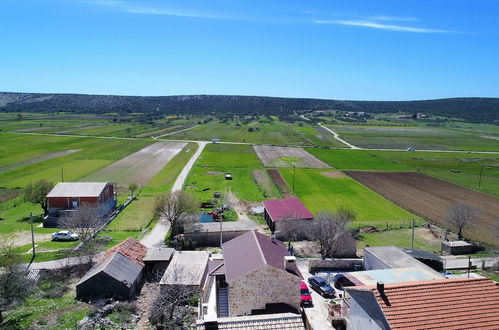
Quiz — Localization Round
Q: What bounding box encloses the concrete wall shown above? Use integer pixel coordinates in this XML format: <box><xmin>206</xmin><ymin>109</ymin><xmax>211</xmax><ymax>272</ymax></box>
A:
<box><xmin>274</xmin><ymin>219</ymin><xmax>311</xmax><ymax>241</ymax></box>
<box><xmin>347</xmin><ymin>298</ymin><xmax>383</xmax><ymax>330</ymax></box>
<box><xmin>309</xmin><ymin>258</ymin><xmax>363</xmax><ymax>272</ymax></box>
<box><xmin>228</xmin><ymin>265</ymin><xmax>302</xmax><ymax>316</ymax></box>
<box><xmin>363</xmin><ymin>250</ymin><xmax>389</xmax><ymax>271</ymax></box>
<box><xmin>184</xmin><ymin>230</ymin><xmax>250</xmax><ymax>246</ymax></box>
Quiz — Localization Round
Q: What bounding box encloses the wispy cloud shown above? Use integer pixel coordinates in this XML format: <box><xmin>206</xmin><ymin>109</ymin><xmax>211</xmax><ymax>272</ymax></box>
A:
<box><xmin>366</xmin><ymin>15</ymin><xmax>419</xmax><ymax>22</ymax></box>
<box><xmin>314</xmin><ymin>19</ymin><xmax>454</xmax><ymax>33</ymax></box>
<box><xmin>84</xmin><ymin>0</ymin><xmax>244</xmax><ymax>20</ymax></box>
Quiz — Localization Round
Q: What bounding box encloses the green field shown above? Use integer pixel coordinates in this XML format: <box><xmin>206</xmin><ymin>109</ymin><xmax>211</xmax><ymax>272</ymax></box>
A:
<box><xmin>184</xmin><ymin>144</ymin><xmax>279</xmax><ymax>202</ymax></box>
<box><xmin>307</xmin><ymin>148</ymin><xmax>406</xmax><ymax>170</ymax></box>
<box><xmin>165</xmin><ymin>119</ymin><xmax>346</xmax><ymax>147</ymax></box>
<box><xmin>279</xmin><ymin>168</ymin><xmax>417</xmax><ymax>224</ymax></box>
<box><xmin>329</xmin><ymin>125</ymin><xmax>499</xmax><ymax>151</ymax></box>
<box><xmin>306</xmin><ymin>148</ymin><xmax>499</xmax><ymax>198</ymax></box>
<box><xmin>358</xmin><ymin>227</ymin><xmax>441</xmax><ymax>252</ymax></box>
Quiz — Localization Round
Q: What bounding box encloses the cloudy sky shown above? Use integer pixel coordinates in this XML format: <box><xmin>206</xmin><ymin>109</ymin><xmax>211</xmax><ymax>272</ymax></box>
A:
<box><xmin>1</xmin><ymin>0</ymin><xmax>498</xmax><ymax>100</ymax></box>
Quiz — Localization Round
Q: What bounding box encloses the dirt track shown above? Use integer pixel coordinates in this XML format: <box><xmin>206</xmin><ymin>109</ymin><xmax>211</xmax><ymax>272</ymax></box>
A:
<box><xmin>346</xmin><ymin>171</ymin><xmax>499</xmax><ymax>244</ymax></box>
<box><xmin>254</xmin><ymin>146</ymin><xmax>330</xmax><ymax>168</ymax></box>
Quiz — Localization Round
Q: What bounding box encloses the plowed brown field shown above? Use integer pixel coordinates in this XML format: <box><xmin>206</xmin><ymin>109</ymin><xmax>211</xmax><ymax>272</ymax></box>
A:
<box><xmin>345</xmin><ymin>171</ymin><xmax>499</xmax><ymax>245</ymax></box>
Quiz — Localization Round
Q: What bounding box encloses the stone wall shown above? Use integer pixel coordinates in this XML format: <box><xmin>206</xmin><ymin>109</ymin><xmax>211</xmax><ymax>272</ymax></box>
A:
<box><xmin>308</xmin><ymin>258</ymin><xmax>363</xmax><ymax>272</ymax></box>
<box><xmin>228</xmin><ymin>266</ymin><xmax>302</xmax><ymax>316</ymax></box>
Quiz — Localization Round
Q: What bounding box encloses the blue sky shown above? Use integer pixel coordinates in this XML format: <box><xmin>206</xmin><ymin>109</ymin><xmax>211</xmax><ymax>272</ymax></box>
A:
<box><xmin>0</xmin><ymin>0</ymin><xmax>498</xmax><ymax>100</ymax></box>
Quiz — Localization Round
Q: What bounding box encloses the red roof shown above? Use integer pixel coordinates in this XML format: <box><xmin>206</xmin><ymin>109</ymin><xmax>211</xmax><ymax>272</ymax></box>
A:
<box><xmin>262</xmin><ymin>197</ymin><xmax>314</xmax><ymax>223</ymax></box>
<box><xmin>98</xmin><ymin>237</ymin><xmax>148</xmax><ymax>267</ymax></box>
<box><xmin>222</xmin><ymin>231</ymin><xmax>301</xmax><ymax>283</ymax></box>
<box><xmin>350</xmin><ymin>278</ymin><xmax>499</xmax><ymax>330</ymax></box>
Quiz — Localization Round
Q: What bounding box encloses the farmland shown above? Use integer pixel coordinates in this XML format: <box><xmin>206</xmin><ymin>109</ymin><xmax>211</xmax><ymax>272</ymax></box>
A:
<box><xmin>346</xmin><ymin>171</ymin><xmax>499</xmax><ymax>245</ymax></box>
<box><xmin>279</xmin><ymin>168</ymin><xmax>417</xmax><ymax>225</ymax></box>
<box><xmin>307</xmin><ymin>148</ymin><xmax>499</xmax><ymax>198</ymax></box>
<box><xmin>184</xmin><ymin>144</ymin><xmax>279</xmax><ymax>202</ymax></box>
<box><xmin>83</xmin><ymin>141</ymin><xmax>186</xmax><ymax>186</ymax></box>
<box><xmin>327</xmin><ymin>124</ymin><xmax>499</xmax><ymax>151</ymax></box>
<box><xmin>254</xmin><ymin>146</ymin><xmax>330</xmax><ymax>168</ymax></box>
<box><xmin>165</xmin><ymin>119</ymin><xmax>347</xmax><ymax>147</ymax></box>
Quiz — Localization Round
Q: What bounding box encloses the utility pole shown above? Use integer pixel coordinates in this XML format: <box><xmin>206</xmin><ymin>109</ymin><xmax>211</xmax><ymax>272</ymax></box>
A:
<box><xmin>478</xmin><ymin>161</ymin><xmax>484</xmax><ymax>188</ymax></box>
<box><xmin>30</xmin><ymin>212</ymin><xmax>35</xmax><ymax>259</ymax></box>
<box><xmin>292</xmin><ymin>164</ymin><xmax>296</xmax><ymax>195</ymax></box>
<box><xmin>411</xmin><ymin>218</ymin><xmax>415</xmax><ymax>249</ymax></box>
<box><xmin>467</xmin><ymin>255</ymin><xmax>471</xmax><ymax>278</ymax></box>
<box><xmin>61</xmin><ymin>166</ymin><xmax>64</xmax><ymax>182</ymax></box>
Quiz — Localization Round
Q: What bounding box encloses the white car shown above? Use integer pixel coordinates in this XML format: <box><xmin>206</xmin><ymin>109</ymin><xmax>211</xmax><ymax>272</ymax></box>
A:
<box><xmin>51</xmin><ymin>231</ymin><xmax>80</xmax><ymax>241</ymax></box>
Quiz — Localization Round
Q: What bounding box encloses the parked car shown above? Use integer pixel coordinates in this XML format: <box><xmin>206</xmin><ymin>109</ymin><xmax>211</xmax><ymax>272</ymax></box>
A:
<box><xmin>308</xmin><ymin>276</ymin><xmax>335</xmax><ymax>297</ymax></box>
<box><xmin>51</xmin><ymin>231</ymin><xmax>80</xmax><ymax>241</ymax></box>
<box><xmin>300</xmin><ymin>281</ymin><xmax>313</xmax><ymax>306</ymax></box>
<box><xmin>332</xmin><ymin>274</ymin><xmax>356</xmax><ymax>290</ymax></box>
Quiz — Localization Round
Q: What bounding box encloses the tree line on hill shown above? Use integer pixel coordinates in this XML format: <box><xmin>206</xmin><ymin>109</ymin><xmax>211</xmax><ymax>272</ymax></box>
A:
<box><xmin>1</xmin><ymin>92</ymin><xmax>498</xmax><ymax>123</ymax></box>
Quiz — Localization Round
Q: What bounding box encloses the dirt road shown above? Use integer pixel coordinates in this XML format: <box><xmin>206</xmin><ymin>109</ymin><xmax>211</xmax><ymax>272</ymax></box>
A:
<box><xmin>319</xmin><ymin>124</ymin><xmax>361</xmax><ymax>149</ymax></box>
<box><xmin>140</xmin><ymin>141</ymin><xmax>207</xmax><ymax>248</ymax></box>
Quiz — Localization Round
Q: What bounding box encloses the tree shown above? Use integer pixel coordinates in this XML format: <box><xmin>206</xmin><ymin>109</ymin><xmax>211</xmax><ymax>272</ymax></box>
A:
<box><xmin>128</xmin><ymin>183</ymin><xmax>138</xmax><ymax>197</ymax></box>
<box><xmin>0</xmin><ymin>242</ymin><xmax>34</xmax><ymax>324</ymax></box>
<box><xmin>24</xmin><ymin>180</ymin><xmax>54</xmax><ymax>215</ymax></box>
<box><xmin>446</xmin><ymin>203</ymin><xmax>481</xmax><ymax>240</ymax></box>
<box><xmin>278</xmin><ymin>212</ymin><xmax>306</xmax><ymax>249</ymax></box>
<box><xmin>149</xmin><ymin>266</ymin><xmax>198</xmax><ymax>328</ymax></box>
<box><xmin>59</xmin><ymin>204</ymin><xmax>104</xmax><ymax>242</ymax></box>
<box><xmin>307</xmin><ymin>209</ymin><xmax>356</xmax><ymax>259</ymax></box>
<box><xmin>154</xmin><ymin>191</ymin><xmax>198</xmax><ymax>237</ymax></box>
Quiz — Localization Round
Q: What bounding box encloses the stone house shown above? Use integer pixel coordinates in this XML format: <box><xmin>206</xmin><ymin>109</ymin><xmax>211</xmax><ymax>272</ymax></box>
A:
<box><xmin>220</xmin><ymin>230</ymin><xmax>303</xmax><ymax>316</ymax></box>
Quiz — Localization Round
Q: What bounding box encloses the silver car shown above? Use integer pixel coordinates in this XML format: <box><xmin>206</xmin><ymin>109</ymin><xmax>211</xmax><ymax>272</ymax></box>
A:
<box><xmin>51</xmin><ymin>230</ymin><xmax>80</xmax><ymax>241</ymax></box>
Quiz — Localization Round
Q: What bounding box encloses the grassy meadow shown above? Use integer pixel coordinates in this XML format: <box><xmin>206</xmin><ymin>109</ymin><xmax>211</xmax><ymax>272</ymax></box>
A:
<box><xmin>165</xmin><ymin>119</ymin><xmax>346</xmax><ymax>147</ymax></box>
<box><xmin>184</xmin><ymin>143</ymin><xmax>280</xmax><ymax>202</ymax></box>
<box><xmin>328</xmin><ymin>124</ymin><xmax>499</xmax><ymax>151</ymax></box>
<box><xmin>279</xmin><ymin>168</ymin><xmax>417</xmax><ymax>225</ymax></box>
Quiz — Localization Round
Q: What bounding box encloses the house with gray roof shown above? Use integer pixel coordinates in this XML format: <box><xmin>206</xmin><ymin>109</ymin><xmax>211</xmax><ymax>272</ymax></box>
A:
<box><xmin>76</xmin><ymin>238</ymin><xmax>148</xmax><ymax>301</ymax></box>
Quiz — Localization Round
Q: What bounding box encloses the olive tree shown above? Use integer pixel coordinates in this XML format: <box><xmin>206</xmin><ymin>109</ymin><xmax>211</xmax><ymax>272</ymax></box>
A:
<box><xmin>24</xmin><ymin>179</ymin><xmax>54</xmax><ymax>215</ymax></box>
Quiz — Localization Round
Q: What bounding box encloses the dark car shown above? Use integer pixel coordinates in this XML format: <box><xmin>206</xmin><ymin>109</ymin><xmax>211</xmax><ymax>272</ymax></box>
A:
<box><xmin>332</xmin><ymin>274</ymin><xmax>356</xmax><ymax>290</ymax></box>
<box><xmin>308</xmin><ymin>276</ymin><xmax>335</xmax><ymax>297</ymax></box>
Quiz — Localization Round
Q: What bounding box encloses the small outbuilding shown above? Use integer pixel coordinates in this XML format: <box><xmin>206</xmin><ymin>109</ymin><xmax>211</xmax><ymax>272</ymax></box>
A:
<box><xmin>76</xmin><ymin>238</ymin><xmax>148</xmax><ymax>301</ymax></box>
<box><xmin>262</xmin><ymin>197</ymin><xmax>314</xmax><ymax>236</ymax></box>
<box><xmin>160</xmin><ymin>251</ymin><xmax>210</xmax><ymax>289</ymax></box>
<box><xmin>441</xmin><ymin>240</ymin><xmax>474</xmax><ymax>255</ymax></box>
<box><xmin>143</xmin><ymin>247</ymin><xmax>175</xmax><ymax>281</ymax></box>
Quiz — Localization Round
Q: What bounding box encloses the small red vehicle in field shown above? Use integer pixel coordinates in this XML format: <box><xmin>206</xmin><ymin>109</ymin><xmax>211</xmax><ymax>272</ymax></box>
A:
<box><xmin>300</xmin><ymin>281</ymin><xmax>313</xmax><ymax>306</ymax></box>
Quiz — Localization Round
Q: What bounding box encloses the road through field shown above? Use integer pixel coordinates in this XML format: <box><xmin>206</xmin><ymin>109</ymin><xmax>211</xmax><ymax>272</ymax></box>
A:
<box><xmin>319</xmin><ymin>124</ymin><xmax>361</xmax><ymax>149</ymax></box>
<box><xmin>140</xmin><ymin>141</ymin><xmax>208</xmax><ymax>248</ymax></box>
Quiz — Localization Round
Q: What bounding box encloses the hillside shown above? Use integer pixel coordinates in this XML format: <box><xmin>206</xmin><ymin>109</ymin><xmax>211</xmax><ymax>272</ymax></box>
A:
<box><xmin>1</xmin><ymin>92</ymin><xmax>498</xmax><ymax>123</ymax></box>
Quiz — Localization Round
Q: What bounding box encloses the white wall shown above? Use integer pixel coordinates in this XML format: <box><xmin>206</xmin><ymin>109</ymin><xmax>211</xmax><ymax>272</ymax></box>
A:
<box><xmin>347</xmin><ymin>297</ymin><xmax>384</xmax><ymax>330</ymax></box>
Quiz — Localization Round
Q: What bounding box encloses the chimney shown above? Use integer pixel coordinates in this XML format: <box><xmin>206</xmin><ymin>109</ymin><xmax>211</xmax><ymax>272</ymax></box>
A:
<box><xmin>377</xmin><ymin>281</ymin><xmax>385</xmax><ymax>295</ymax></box>
<box><xmin>284</xmin><ymin>256</ymin><xmax>296</xmax><ymax>271</ymax></box>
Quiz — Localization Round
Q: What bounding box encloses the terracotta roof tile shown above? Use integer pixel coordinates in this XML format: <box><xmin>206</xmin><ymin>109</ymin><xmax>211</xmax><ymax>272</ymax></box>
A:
<box><xmin>98</xmin><ymin>237</ymin><xmax>148</xmax><ymax>267</ymax></box>
<box><xmin>351</xmin><ymin>278</ymin><xmax>499</xmax><ymax>330</ymax></box>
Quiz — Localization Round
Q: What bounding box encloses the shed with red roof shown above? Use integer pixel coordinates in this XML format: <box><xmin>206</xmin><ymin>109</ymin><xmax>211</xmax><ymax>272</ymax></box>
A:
<box><xmin>262</xmin><ymin>197</ymin><xmax>313</xmax><ymax>236</ymax></box>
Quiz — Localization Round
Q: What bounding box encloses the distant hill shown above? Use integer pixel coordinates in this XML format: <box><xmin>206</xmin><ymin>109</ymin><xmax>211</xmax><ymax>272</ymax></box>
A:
<box><xmin>1</xmin><ymin>92</ymin><xmax>498</xmax><ymax>123</ymax></box>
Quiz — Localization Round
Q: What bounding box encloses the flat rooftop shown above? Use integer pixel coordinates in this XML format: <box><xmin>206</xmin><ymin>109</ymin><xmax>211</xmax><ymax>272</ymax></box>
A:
<box><xmin>160</xmin><ymin>251</ymin><xmax>209</xmax><ymax>286</ymax></box>
<box><xmin>345</xmin><ymin>267</ymin><xmax>441</xmax><ymax>286</ymax></box>
<box><xmin>442</xmin><ymin>240</ymin><xmax>473</xmax><ymax>247</ymax></box>
<box><xmin>143</xmin><ymin>247</ymin><xmax>174</xmax><ymax>262</ymax></box>
<box><xmin>47</xmin><ymin>182</ymin><xmax>110</xmax><ymax>198</ymax></box>
<box><xmin>364</xmin><ymin>246</ymin><xmax>443</xmax><ymax>277</ymax></box>
<box><xmin>187</xmin><ymin>221</ymin><xmax>258</xmax><ymax>233</ymax></box>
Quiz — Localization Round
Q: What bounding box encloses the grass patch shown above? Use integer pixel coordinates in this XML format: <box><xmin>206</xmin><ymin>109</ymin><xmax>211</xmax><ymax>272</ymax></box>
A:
<box><xmin>279</xmin><ymin>168</ymin><xmax>417</xmax><ymax>224</ymax></box>
<box><xmin>307</xmin><ymin>148</ymin><xmax>406</xmax><ymax>170</ymax></box>
<box><xmin>357</xmin><ymin>227</ymin><xmax>441</xmax><ymax>252</ymax></box>
<box><xmin>107</xmin><ymin>196</ymin><xmax>155</xmax><ymax>231</ymax></box>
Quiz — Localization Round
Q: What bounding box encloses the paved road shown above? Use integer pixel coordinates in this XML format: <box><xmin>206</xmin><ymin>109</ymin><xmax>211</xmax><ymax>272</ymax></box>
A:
<box><xmin>319</xmin><ymin>124</ymin><xmax>361</xmax><ymax>150</ymax></box>
<box><xmin>442</xmin><ymin>256</ymin><xmax>499</xmax><ymax>270</ymax></box>
<box><xmin>140</xmin><ymin>141</ymin><xmax>207</xmax><ymax>248</ymax></box>
<box><xmin>297</xmin><ymin>259</ymin><xmax>334</xmax><ymax>330</ymax></box>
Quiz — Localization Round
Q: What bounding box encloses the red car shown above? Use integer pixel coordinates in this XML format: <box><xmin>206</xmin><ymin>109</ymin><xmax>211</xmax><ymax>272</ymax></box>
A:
<box><xmin>300</xmin><ymin>281</ymin><xmax>313</xmax><ymax>306</ymax></box>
